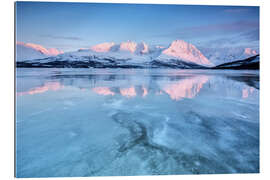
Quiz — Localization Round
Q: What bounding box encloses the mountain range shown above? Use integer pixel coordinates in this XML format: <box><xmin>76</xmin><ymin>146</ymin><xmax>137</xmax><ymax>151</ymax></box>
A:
<box><xmin>16</xmin><ymin>40</ymin><xmax>259</xmax><ymax>69</ymax></box>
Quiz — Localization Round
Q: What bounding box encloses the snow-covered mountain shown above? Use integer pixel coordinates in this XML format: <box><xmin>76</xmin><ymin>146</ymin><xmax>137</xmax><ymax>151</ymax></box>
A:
<box><xmin>199</xmin><ymin>46</ymin><xmax>259</xmax><ymax>66</ymax></box>
<box><xmin>157</xmin><ymin>40</ymin><xmax>213</xmax><ymax>67</ymax></box>
<box><xmin>16</xmin><ymin>42</ymin><xmax>63</xmax><ymax>61</ymax></box>
<box><xmin>43</xmin><ymin>41</ymin><xmax>162</xmax><ymax>65</ymax></box>
<box><xmin>90</xmin><ymin>42</ymin><xmax>115</xmax><ymax>52</ymax></box>
<box><xmin>16</xmin><ymin>40</ymin><xmax>259</xmax><ymax>69</ymax></box>
<box><xmin>84</xmin><ymin>40</ymin><xmax>213</xmax><ymax>66</ymax></box>
<box><xmin>89</xmin><ymin>41</ymin><xmax>151</xmax><ymax>55</ymax></box>
<box><xmin>213</xmin><ymin>54</ymin><xmax>259</xmax><ymax>70</ymax></box>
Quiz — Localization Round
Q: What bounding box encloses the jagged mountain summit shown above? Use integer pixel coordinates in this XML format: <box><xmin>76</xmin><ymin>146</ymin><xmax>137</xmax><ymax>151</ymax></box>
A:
<box><xmin>85</xmin><ymin>40</ymin><xmax>213</xmax><ymax>66</ymax></box>
<box><xmin>157</xmin><ymin>40</ymin><xmax>213</xmax><ymax>67</ymax></box>
<box><xmin>89</xmin><ymin>41</ymin><xmax>150</xmax><ymax>55</ymax></box>
<box><xmin>16</xmin><ymin>40</ymin><xmax>259</xmax><ymax>69</ymax></box>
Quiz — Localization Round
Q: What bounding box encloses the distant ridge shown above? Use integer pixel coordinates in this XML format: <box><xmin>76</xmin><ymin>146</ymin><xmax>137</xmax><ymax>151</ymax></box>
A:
<box><xmin>212</xmin><ymin>55</ymin><xmax>259</xmax><ymax>70</ymax></box>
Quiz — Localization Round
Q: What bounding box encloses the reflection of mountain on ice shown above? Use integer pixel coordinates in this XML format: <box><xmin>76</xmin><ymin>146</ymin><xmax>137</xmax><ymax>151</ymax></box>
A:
<box><xmin>162</xmin><ymin>76</ymin><xmax>209</xmax><ymax>100</ymax></box>
<box><xmin>16</xmin><ymin>69</ymin><xmax>259</xmax><ymax>103</ymax></box>
<box><xmin>16</xmin><ymin>68</ymin><xmax>259</xmax><ymax>176</ymax></box>
<box><xmin>16</xmin><ymin>75</ymin><xmax>209</xmax><ymax>101</ymax></box>
<box><xmin>16</xmin><ymin>82</ymin><xmax>64</xmax><ymax>96</ymax></box>
<box><xmin>90</xmin><ymin>75</ymin><xmax>210</xmax><ymax>101</ymax></box>
<box><xmin>92</xmin><ymin>87</ymin><xmax>115</xmax><ymax>96</ymax></box>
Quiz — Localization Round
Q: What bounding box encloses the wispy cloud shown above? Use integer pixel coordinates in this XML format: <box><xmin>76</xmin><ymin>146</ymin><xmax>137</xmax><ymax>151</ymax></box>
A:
<box><xmin>181</xmin><ymin>21</ymin><xmax>259</xmax><ymax>33</ymax></box>
<box><xmin>151</xmin><ymin>20</ymin><xmax>259</xmax><ymax>50</ymax></box>
<box><xmin>153</xmin><ymin>20</ymin><xmax>259</xmax><ymax>40</ymax></box>
<box><xmin>196</xmin><ymin>29</ymin><xmax>259</xmax><ymax>49</ymax></box>
<box><xmin>239</xmin><ymin>29</ymin><xmax>259</xmax><ymax>41</ymax></box>
<box><xmin>40</xmin><ymin>35</ymin><xmax>83</xmax><ymax>41</ymax></box>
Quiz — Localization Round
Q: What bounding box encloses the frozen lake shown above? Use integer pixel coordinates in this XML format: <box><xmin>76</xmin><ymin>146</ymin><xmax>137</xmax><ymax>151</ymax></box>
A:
<box><xmin>15</xmin><ymin>68</ymin><xmax>259</xmax><ymax>177</ymax></box>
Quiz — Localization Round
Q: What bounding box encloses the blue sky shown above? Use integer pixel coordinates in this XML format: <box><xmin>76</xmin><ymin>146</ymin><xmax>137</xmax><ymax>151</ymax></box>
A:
<box><xmin>16</xmin><ymin>2</ymin><xmax>259</xmax><ymax>52</ymax></box>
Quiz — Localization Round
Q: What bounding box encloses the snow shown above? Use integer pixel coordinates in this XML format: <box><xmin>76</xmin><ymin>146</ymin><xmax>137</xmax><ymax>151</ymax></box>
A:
<box><xmin>160</xmin><ymin>40</ymin><xmax>213</xmax><ymax>67</ymax></box>
<box><xmin>41</xmin><ymin>40</ymin><xmax>215</xmax><ymax>67</ymax></box>
<box><xmin>17</xmin><ymin>40</ymin><xmax>259</xmax><ymax>67</ymax></box>
<box><xmin>119</xmin><ymin>41</ymin><xmax>138</xmax><ymax>53</ymax></box>
<box><xmin>89</xmin><ymin>41</ymin><xmax>150</xmax><ymax>55</ymax></box>
<box><xmin>244</xmin><ymin>48</ymin><xmax>257</xmax><ymax>56</ymax></box>
<box><xmin>16</xmin><ymin>43</ymin><xmax>47</xmax><ymax>61</ymax></box>
<box><xmin>135</xmin><ymin>42</ymin><xmax>149</xmax><ymax>54</ymax></box>
<box><xmin>90</xmin><ymin>42</ymin><xmax>115</xmax><ymax>52</ymax></box>
<box><xmin>36</xmin><ymin>46</ymin><xmax>152</xmax><ymax>64</ymax></box>
<box><xmin>16</xmin><ymin>42</ymin><xmax>63</xmax><ymax>61</ymax></box>
<box><xmin>16</xmin><ymin>68</ymin><xmax>259</xmax><ymax>177</ymax></box>
<box><xmin>199</xmin><ymin>46</ymin><xmax>259</xmax><ymax>65</ymax></box>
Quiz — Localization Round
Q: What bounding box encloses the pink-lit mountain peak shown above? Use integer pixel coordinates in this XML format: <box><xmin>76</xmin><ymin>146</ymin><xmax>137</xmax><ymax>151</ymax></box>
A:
<box><xmin>162</xmin><ymin>40</ymin><xmax>213</xmax><ymax>66</ymax></box>
<box><xmin>90</xmin><ymin>41</ymin><xmax>149</xmax><ymax>54</ymax></box>
<box><xmin>244</xmin><ymin>48</ymin><xmax>257</xmax><ymax>56</ymax></box>
<box><xmin>90</xmin><ymin>42</ymin><xmax>115</xmax><ymax>52</ymax></box>
<box><xmin>119</xmin><ymin>41</ymin><xmax>137</xmax><ymax>53</ymax></box>
<box><xmin>118</xmin><ymin>41</ymin><xmax>149</xmax><ymax>54</ymax></box>
<box><xmin>17</xmin><ymin>42</ymin><xmax>63</xmax><ymax>56</ymax></box>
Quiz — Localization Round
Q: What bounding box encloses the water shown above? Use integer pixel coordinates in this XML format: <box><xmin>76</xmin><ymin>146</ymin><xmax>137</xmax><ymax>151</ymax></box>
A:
<box><xmin>15</xmin><ymin>68</ymin><xmax>259</xmax><ymax>177</ymax></box>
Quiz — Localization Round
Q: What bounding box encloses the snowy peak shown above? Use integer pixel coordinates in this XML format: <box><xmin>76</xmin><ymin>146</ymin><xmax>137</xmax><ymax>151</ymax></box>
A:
<box><xmin>244</xmin><ymin>48</ymin><xmax>257</xmax><ymax>56</ymax></box>
<box><xmin>17</xmin><ymin>42</ymin><xmax>63</xmax><ymax>56</ymax></box>
<box><xmin>16</xmin><ymin>42</ymin><xmax>63</xmax><ymax>61</ymax></box>
<box><xmin>119</xmin><ymin>41</ymin><xmax>149</xmax><ymax>54</ymax></box>
<box><xmin>161</xmin><ymin>40</ymin><xmax>213</xmax><ymax>66</ymax></box>
<box><xmin>90</xmin><ymin>42</ymin><xmax>115</xmax><ymax>52</ymax></box>
<box><xmin>119</xmin><ymin>41</ymin><xmax>137</xmax><ymax>53</ymax></box>
<box><xmin>89</xmin><ymin>41</ymin><xmax>150</xmax><ymax>55</ymax></box>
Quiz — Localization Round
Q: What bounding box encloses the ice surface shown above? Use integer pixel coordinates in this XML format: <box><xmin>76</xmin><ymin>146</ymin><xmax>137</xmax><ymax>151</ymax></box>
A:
<box><xmin>16</xmin><ymin>68</ymin><xmax>259</xmax><ymax>177</ymax></box>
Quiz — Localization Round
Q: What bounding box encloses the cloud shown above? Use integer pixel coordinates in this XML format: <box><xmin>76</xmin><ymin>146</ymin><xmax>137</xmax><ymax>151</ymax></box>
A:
<box><xmin>153</xmin><ymin>20</ymin><xmax>259</xmax><ymax>42</ymax></box>
<box><xmin>40</xmin><ymin>35</ymin><xmax>83</xmax><ymax>41</ymax></box>
<box><xmin>239</xmin><ymin>29</ymin><xmax>259</xmax><ymax>41</ymax></box>
<box><xmin>181</xmin><ymin>21</ymin><xmax>259</xmax><ymax>33</ymax></box>
<box><xmin>196</xmin><ymin>29</ymin><xmax>259</xmax><ymax>49</ymax></box>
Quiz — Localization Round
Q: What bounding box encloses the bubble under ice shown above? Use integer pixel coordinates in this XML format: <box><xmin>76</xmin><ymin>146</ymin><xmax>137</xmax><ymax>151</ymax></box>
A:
<box><xmin>16</xmin><ymin>68</ymin><xmax>259</xmax><ymax>177</ymax></box>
